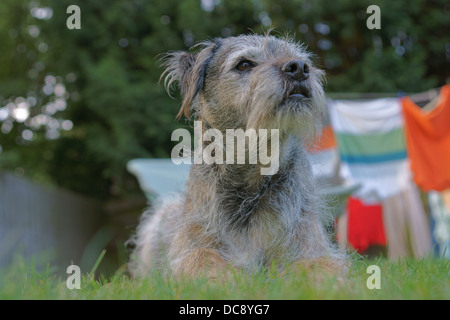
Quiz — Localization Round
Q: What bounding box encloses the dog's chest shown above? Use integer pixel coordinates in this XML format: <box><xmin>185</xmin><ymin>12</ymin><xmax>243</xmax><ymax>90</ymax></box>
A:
<box><xmin>223</xmin><ymin>196</ymin><xmax>301</xmax><ymax>269</ymax></box>
<box><xmin>218</xmin><ymin>168</ymin><xmax>295</xmax><ymax>228</ymax></box>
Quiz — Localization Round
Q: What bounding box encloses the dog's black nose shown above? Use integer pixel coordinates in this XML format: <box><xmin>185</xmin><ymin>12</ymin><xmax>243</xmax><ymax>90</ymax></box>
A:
<box><xmin>282</xmin><ymin>60</ymin><xmax>309</xmax><ymax>81</ymax></box>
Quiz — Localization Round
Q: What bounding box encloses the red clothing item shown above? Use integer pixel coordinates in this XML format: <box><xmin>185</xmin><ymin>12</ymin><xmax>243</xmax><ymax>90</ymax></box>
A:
<box><xmin>402</xmin><ymin>85</ymin><xmax>450</xmax><ymax>191</ymax></box>
<box><xmin>347</xmin><ymin>197</ymin><xmax>387</xmax><ymax>252</ymax></box>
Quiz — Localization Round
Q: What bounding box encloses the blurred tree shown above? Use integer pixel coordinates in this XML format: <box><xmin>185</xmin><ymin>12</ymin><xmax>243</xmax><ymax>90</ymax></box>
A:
<box><xmin>262</xmin><ymin>0</ymin><xmax>449</xmax><ymax>92</ymax></box>
<box><xmin>0</xmin><ymin>0</ymin><xmax>448</xmax><ymax>200</ymax></box>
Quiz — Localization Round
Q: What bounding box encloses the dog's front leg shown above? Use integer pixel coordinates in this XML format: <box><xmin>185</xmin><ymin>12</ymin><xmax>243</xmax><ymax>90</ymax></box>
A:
<box><xmin>289</xmin><ymin>257</ymin><xmax>348</xmax><ymax>284</ymax></box>
<box><xmin>171</xmin><ymin>247</ymin><xmax>229</xmax><ymax>279</ymax></box>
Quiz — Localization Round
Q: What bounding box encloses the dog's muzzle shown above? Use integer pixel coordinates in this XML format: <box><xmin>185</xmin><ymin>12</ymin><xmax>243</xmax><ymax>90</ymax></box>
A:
<box><xmin>282</xmin><ymin>60</ymin><xmax>309</xmax><ymax>82</ymax></box>
<box><xmin>282</xmin><ymin>60</ymin><xmax>312</xmax><ymax>100</ymax></box>
<box><xmin>287</xmin><ymin>82</ymin><xmax>311</xmax><ymax>99</ymax></box>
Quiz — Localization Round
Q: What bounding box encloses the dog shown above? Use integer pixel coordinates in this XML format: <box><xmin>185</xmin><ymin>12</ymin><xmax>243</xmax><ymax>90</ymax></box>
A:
<box><xmin>129</xmin><ymin>33</ymin><xmax>346</xmax><ymax>279</ymax></box>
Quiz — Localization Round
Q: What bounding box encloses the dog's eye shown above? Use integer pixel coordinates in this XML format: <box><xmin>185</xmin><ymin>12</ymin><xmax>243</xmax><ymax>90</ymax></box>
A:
<box><xmin>235</xmin><ymin>60</ymin><xmax>255</xmax><ymax>72</ymax></box>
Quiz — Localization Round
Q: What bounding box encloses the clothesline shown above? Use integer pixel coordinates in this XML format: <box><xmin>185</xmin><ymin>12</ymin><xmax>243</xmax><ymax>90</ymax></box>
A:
<box><xmin>327</xmin><ymin>86</ymin><xmax>443</xmax><ymax>107</ymax></box>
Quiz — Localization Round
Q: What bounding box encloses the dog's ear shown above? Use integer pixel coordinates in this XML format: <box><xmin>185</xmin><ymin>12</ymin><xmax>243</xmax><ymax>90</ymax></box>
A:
<box><xmin>161</xmin><ymin>41</ymin><xmax>220</xmax><ymax>120</ymax></box>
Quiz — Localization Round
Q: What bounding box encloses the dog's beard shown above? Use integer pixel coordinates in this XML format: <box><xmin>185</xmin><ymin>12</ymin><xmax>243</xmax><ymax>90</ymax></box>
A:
<box><xmin>246</xmin><ymin>73</ymin><xmax>325</xmax><ymax>143</ymax></box>
<box><xmin>277</xmin><ymin>100</ymin><xmax>320</xmax><ymax>141</ymax></box>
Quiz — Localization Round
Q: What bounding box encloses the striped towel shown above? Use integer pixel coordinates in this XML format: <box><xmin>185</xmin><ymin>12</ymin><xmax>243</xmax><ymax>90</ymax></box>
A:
<box><xmin>328</xmin><ymin>98</ymin><xmax>411</xmax><ymax>204</ymax></box>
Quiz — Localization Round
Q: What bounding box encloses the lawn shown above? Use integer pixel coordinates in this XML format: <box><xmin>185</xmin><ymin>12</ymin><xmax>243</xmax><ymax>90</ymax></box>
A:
<box><xmin>0</xmin><ymin>253</ymin><xmax>448</xmax><ymax>300</ymax></box>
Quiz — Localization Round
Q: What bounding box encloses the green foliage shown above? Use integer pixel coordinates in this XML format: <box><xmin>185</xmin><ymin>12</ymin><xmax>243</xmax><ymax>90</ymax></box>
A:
<box><xmin>0</xmin><ymin>0</ymin><xmax>448</xmax><ymax>199</ymax></box>
<box><xmin>263</xmin><ymin>0</ymin><xmax>448</xmax><ymax>92</ymax></box>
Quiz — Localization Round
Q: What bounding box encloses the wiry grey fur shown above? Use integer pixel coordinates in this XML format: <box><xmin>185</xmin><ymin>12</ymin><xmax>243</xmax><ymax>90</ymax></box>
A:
<box><xmin>129</xmin><ymin>34</ymin><xmax>346</xmax><ymax>278</ymax></box>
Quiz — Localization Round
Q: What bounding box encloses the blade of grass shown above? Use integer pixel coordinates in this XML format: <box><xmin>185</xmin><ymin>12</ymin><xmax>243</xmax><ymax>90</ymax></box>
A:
<box><xmin>89</xmin><ymin>249</ymin><xmax>106</xmax><ymax>276</ymax></box>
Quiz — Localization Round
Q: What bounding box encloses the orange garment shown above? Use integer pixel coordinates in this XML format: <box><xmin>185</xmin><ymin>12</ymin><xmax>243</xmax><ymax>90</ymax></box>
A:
<box><xmin>402</xmin><ymin>85</ymin><xmax>450</xmax><ymax>191</ymax></box>
<box><xmin>309</xmin><ymin>125</ymin><xmax>337</xmax><ymax>153</ymax></box>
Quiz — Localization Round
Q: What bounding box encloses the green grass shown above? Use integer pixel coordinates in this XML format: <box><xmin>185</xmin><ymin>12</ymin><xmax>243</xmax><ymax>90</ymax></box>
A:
<box><xmin>0</xmin><ymin>253</ymin><xmax>448</xmax><ymax>300</ymax></box>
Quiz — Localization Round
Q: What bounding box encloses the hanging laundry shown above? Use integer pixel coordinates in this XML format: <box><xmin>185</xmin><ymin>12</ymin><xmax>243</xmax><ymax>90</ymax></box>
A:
<box><xmin>329</xmin><ymin>97</ymin><xmax>432</xmax><ymax>258</ymax></box>
<box><xmin>402</xmin><ymin>85</ymin><xmax>450</xmax><ymax>191</ymax></box>
<box><xmin>308</xmin><ymin>124</ymin><xmax>340</xmax><ymax>185</ymax></box>
<box><xmin>442</xmin><ymin>189</ymin><xmax>450</xmax><ymax>212</ymax></box>
<box><xmin>382</xmin><ymin>186</ymin><xmax>432</xmax><ymax>259</ymax></box>
<box><xmin>328</xmin><ymin>98</ymin><xmax>411</xmax><ymax>204</ymax></box>
<box><xmin>308</xmin><ymin>124</ymin><xmax>362</xmax><ymax>220</ymax></box>
<box><xmin>346</xmin><ymin>197</ymin><xmax>387</xmax><ymax>252</ymax></box>
<box><xmin>428</xmin><ymin>190</ymin><xmax>450</xmax><ymax>259</ymax></box>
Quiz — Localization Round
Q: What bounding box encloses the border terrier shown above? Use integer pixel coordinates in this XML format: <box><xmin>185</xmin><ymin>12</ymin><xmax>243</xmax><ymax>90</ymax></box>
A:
<box><xmin>129</xmin><ymin>34</ymin><xmax>346</xmax><ymax>278</ymax></box>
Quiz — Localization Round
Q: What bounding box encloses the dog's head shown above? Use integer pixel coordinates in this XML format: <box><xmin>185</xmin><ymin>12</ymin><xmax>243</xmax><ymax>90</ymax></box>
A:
<box><xmin>162</xmin><ymin>34</ymin><xmax>326</xmax><ymax>139</ymax></box>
